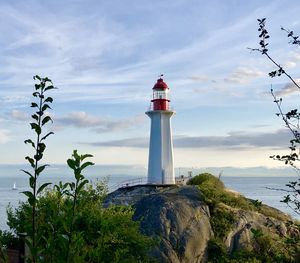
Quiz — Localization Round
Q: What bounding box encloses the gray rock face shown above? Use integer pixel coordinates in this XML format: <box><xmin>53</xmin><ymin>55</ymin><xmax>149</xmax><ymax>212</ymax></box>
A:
<box><xmin>104</xmin><ymin>185</ymin><xmax>213</xmax><ymax>263</ymax></box>
<box><xmin>224</xmin><ymin>208</ymin><xmax>293</xmax><ymax>253</ymax></box>
<box><xmin>104</xmin><ymin>185</ymin><xmax>297</xmax><ymax>263</ymax></box>
<box><xmin>225</xmin><ymin>209</ymin><xmax>275</xmax><ymax>252</ymax></box>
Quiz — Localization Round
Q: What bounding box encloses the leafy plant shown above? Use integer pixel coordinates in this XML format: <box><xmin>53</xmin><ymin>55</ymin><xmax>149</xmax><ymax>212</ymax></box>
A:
<box><xmin>3</xmin><ymin>74</ymin><xmax>156</xmax><ymax>262</ymax></box>
<box><xmin>65</xmin><ymin>150</ymin><xmax>94</xmax><ymax>262</ymax></box>
<box><xmin>21</xmin><ymin>75</ymin><xmax>56</xmax><ymax>262</ymax></box>
<box><xmin>250</xmin><ymin>18</ymin><xmax>300</xmax><ymax>216</ymax></box>
<box><xmin>7</xmin><ymin>150</ymin><xmax>155</xmax><ymax>262</ymax></box>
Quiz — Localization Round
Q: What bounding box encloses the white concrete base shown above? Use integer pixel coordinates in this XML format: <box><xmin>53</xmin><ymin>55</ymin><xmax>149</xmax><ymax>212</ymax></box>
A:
<box><xmin>146</xmin><ymin>110</ymin><xmax>175</xmax><ymax>184</ymax></box>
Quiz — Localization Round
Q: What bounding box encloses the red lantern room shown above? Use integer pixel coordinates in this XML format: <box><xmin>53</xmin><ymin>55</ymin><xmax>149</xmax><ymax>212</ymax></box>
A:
<box><xmin>151</xmin><ymin>78</ymin><xmax>170</xmax><ymax>111</ymax></box>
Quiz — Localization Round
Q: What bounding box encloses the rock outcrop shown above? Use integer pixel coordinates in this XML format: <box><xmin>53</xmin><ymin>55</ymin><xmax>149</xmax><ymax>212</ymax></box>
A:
<box><xmin>104</xmin><ymin>185</ymin><xmax>213</xmax><ymax>263</ymax></box>
<box><xmin>104</xmin><ymin>184</ymin><xmax>298</xmax><ymax>263</ymax></box>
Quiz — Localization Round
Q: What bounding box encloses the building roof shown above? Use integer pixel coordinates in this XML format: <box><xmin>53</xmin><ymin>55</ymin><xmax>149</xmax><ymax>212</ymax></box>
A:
<box><xmin>153</xmin><ymin>78</ymin><xmax>169</xmax><ymax>90</ymax></box>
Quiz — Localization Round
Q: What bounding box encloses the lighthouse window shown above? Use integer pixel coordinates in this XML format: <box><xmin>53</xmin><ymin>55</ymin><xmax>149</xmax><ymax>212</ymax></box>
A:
<box><xmin>153</xmin><ymin>90</ymin><xmax>168</xmax><ymax>100</ymax></box>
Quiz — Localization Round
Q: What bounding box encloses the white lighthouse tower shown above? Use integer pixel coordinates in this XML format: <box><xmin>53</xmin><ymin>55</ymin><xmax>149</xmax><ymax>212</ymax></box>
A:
<box><xmin>146</xmin><ymin>77</ymin><xmax>175</xmax><ymax>184</ymax></box>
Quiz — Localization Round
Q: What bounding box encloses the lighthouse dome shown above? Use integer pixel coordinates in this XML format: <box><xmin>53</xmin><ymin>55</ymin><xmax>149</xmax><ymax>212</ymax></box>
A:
<box><xmin>153</xmin><ymin>78</ymin><xmax>168</xmax><ymax>90</ymax></box>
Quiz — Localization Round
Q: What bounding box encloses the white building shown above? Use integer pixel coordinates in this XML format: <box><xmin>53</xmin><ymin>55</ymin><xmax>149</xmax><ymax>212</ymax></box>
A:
<box><xmin>146</xmin><ymin>78</ymin><xmax>175</xmax><ymax>184</ymax></box>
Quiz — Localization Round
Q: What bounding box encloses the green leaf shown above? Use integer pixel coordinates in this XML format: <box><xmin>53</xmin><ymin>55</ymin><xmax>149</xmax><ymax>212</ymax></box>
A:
<box><xmin>37</xmin><ymin>110</ymin><xmax>44</xmax><ymax>116</ymax></box>
<box><xmin>67</xmin><ymin>159</ymin><xmax>76</xmax><ymax>170</ymax></box>
<box><xmin>32</xmin><ymin>91</ymin><xmax>40</xmax><ymax>97</ymax></box>
<box><xmin>44</xmin><ymin>97</ymin><xmax>53</xmax><ymax>103</ymax></box>
<box><xmin>25</xmin><ymin>156</ymin><xmax>35</xmax><ymax>168</ymax></box>
<box><xmin>30</xmin><ymin>123</ymin><xmax>41</xmax><ymax>135</ymax></box>
<box><xmin>44</xmin><ymin>86</ymin><xmax>56</xmax><ymax>92</ymax></box>
<box><xmin>31</xmin><ymin>102</ymin><xmax>38</xmax><ymax>108</ymax></box>
<box><xmin>24</xmin><ymin>139</ymin><xmax>35</xmax><ymax>148</ymax></box>
<box><xmin>38</xmin><ymin>142</ymin><xmax>46</xmax><ymax>154</ymax></box>
<box><xmin>21</xmin><ymin>191</ymin><xmax>35</xmax><ymax>205</ymax></box>
<box><xmin>77</xmin><ymin>179</ymin><xmax>89</xmax><ymax>193</ymax></box>
<box><xmin>42</xmin><ymin>104</ymin><xmax>52</xmax><ymax>111</ymax></box>
<box><xmin>41</xmin><ymin>132</ymin><xmax>54</xmax><ymax>141</ymax></box>
<box><xmin>40</xmin><ymin>81</ymin><xmax>45</xmax><ymax>89</ymax></box>
<box><xmin>69</xmin><ymin>182</ymin><xmax>75</xmax><ymax>191</ymax></box>
<box><xmin>37</xmin><ymin>182</ymin><xmax>52</xmax><ymax>195</ymax></box>
<box><xmin>80</xmin><ymin>161</ymin><xmax>94</xmax><ymax>172</ymax></box>
<box><xmin>34</xmin><ymin>154</ymin><xmax>43</xmax><ymax>161</ymax></box>
<box><xmin>73</xmin><ymin>150</ymin><xmax>80</xmax><ymax>160</ymax></box>
<box><xmin>33</xmin><ymin>75</ymin><xmax>41</xmax><ymax>81</ymax></box>
<box><xmin>81</xmin><ymin>154</ymin><xmax>93</xmax><ymax>161</ymax></box>
<box><xmin>29</xmin><ymin>176</ymin><xmax>35</xmax><ymax>188</ymax></box>
<box><xmin>36</xmin><ymin>164</ymin><xmax>49</xmax><ymax>176</ymax></box>
<box><xmin>42</xmin><ymin>116</ymin><xmax>52</xmax><ymax>126</ymax></box>
<box><xmin>31</xmin><ymin>114</ymin><xmax>39</xmax><ymax>121</ymax></box>
<box><xmin>74</xmin><ymin>170</ymin><xmax>82</xmax><ymax>181</ymax></box>
<box><xmin>24</xmin><ymin>237</ymin><xmax>33</xmax><ymax>253</ymax></box>
<box><xmin>20</xmin><ymin>169</ymin><xmax>33</xmax><ymax>177</ymax></box>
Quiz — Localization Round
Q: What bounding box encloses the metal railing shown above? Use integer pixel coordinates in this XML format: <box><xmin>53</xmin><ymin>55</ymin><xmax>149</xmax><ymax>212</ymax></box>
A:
<box><xmin>110</xmin><ymin>177</ymin><xmax>147</xmax><ymax>192</ymax></box>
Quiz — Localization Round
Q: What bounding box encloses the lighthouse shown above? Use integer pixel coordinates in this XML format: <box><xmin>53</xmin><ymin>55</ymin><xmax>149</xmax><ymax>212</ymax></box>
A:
<box><xmin>146</xmin><ymin>77</ymin><xmax>175</xmax><ymax>184</ymax></box>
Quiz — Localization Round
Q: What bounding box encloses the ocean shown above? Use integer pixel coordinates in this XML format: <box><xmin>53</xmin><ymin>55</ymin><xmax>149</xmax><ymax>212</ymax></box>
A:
<box><xmin>0</xmin><ymin>165</ymin><xmax>299</xmax><ymax>230</ymax></box>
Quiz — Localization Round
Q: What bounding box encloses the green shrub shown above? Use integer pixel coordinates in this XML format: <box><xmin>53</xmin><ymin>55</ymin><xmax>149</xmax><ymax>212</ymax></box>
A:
<box><xmin>188</xmin><ymin>173</ymin><xmax>254</xmax><ymax>211</ymax></box>
<box><xmin>210</xmin><ymin>207</ymin><xmax>236</xmax><ymax>239</ymax></box>
<box><xmin>207</xmin><ymin>239</ymin><xmax>229</xmax><ymax>263</ymax></box>
<box><xmin>7</xmin><ymin>180</ymin><xmax>155</xmax><ymax>263</ymax></box>
<box><xmin>207</xmin><ymin>239</ymin><xmax>260</xmax><ymax>263</ymax></box>
<box><xmin>190</xmin><ymin>173</ymin><xmax>300</xmax><ymax>262</ymax></box>
<box><xmin>188</xmin><ymin>173</ymin><xmax>288</xmax><ymax>221</ymax></box>
<box><xmin>187</xmin><ymin>173</ymin><xmax>225</xmax><ymax>189</ymax></box>
<box><xmin>0</xmin><ymin>230</ymin><xmax>19</xmax><ymax>250</ymax></box>
<box><xmin>250</xmin><ymin>228</ymin><xmax>296</xmax><ymax>263</ymax></box>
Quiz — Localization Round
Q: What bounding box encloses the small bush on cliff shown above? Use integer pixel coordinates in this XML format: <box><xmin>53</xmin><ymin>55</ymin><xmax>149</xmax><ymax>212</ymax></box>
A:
<box><xmin>210</xmin><ymin>207</ymin><xmax>236</xmax><ymax>239</ymax></box>
<box><xmin>187</xmin><ymin>173</ymin><xmax>288</xmax><ymax>221</ymax></box>
<box><xmin>190</xmin><ymin>173</ymin><xmax>300</xmax><ymax>262</ymax></box>
<box><xmin>207</xmin><ymin>239</ymin><xmax>259</xmax><ymax>263</ymax></box>
<box><xmin>187</xmin><ymin>173</ymin><xmax>253</xmax><ymax>210</ymax></box>
<box><xmin>187</xmin><ymin>173</ymin><xmax>224</xmax><ymax>189</ymax></box>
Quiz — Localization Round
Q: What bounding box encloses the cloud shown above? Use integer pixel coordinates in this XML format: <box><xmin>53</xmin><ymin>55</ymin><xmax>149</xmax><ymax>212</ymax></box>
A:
<box><xmin>283</xmin><ymin>61</ymin><xmax>297</xmax><ymax>69</ymax></box>
<box><xmin>250</xmin><ymin>124</ymin><xmax>271</xmax><ymax>129</ymax></box>
<box><xmin>9</xmin><ymin>110</ymin><xmax>28</xmax><ymax>121</ymax></box>
<box><xmin>188</xmin><ymin>75</ymin><xmax>210</xmax><ymax>81</ymax></box>
<box><xmin>56</xmin><ymin>111</ymin><xmax>145</xmax><ymax>133</ymax></box>
<box><xmin>174</xmin><ymin>130</ymin><xmax>290</xmax><ymax>149</ymax></box>
<box><xmin>0</xmin><ymin>95</ymin><xmax>28</xmax><ymax>105</ymax></box>
<box><xmin>85</xmin><ymin>137</ymin><xmax>148</xmax><ymax>147</ymax></box>
<box><xmin>276</xmin><ymin>79</ymin><xmax>300</xmax><ymax>97</ymax></box>
<box><xmin>0</xmin><ymin>129</ymin><xmax>11</xmax><ymax>144</ymax></box>
<box><xmin>84</xmin><ymin>129</ymin><xmax>292</xmax><ymax>149</ymax></box>
<box><xmin>224</xmin><ymin>67</ymin><xmax>264</xmax><ymax>84</ymax></box>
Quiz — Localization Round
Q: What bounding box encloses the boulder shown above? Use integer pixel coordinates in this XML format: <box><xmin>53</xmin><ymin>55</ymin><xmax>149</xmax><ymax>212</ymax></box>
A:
<box><xmin>104</xmin><ymin>185</ymin><xmax>213</xmax><ymax>263</ymax></box>
<box><xmin>104</xmin><ymin>184</ymin><xmax>298</xmax><ymax>262</ymax></box>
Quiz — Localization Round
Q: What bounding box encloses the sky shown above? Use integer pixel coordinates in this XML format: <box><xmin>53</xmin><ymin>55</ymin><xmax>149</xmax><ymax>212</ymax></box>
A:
<box><xmin>1</xmin><ymin>0</ymin><xmax>300</xmax><ymax>172</ymax></box>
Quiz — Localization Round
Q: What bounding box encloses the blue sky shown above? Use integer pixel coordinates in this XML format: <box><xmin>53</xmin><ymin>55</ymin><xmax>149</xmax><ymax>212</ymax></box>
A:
<box><xmin>0</xmin><ymin>0</ymin><xmax>300</xmax><ymax>169</ymax></box>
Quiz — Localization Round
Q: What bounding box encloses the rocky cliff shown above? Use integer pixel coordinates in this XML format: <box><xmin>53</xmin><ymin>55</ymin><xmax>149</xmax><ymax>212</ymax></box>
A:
<box><xmin>104</xmin><ymin>179</ymin><xmax>299</xmax><ymax>263</ymax></box>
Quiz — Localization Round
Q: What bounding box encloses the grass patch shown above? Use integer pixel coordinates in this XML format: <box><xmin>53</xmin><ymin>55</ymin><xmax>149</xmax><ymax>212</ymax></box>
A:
<box><xmin>187</xmin><ymin>173</ymin><xmax>289</xmax><ymax>221</ymax></box>
<box><xmin>189</xmin><ymin>173</ymin><xmax>300</xmax><ymax>262</ymax></box>
<box><xmin>210</xmin><ymin>206</ymin><xmax>236</xmax><ymax>239</ymax></box>
<box><xmin>188</xmin><ymin>173</ymin><xmax>255</xmax><ymax>211</ymax></box>
<box><xmin>207</xmin><ymin>239</ymin><xmax>259</xmax><ymax>263</ymax></box>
